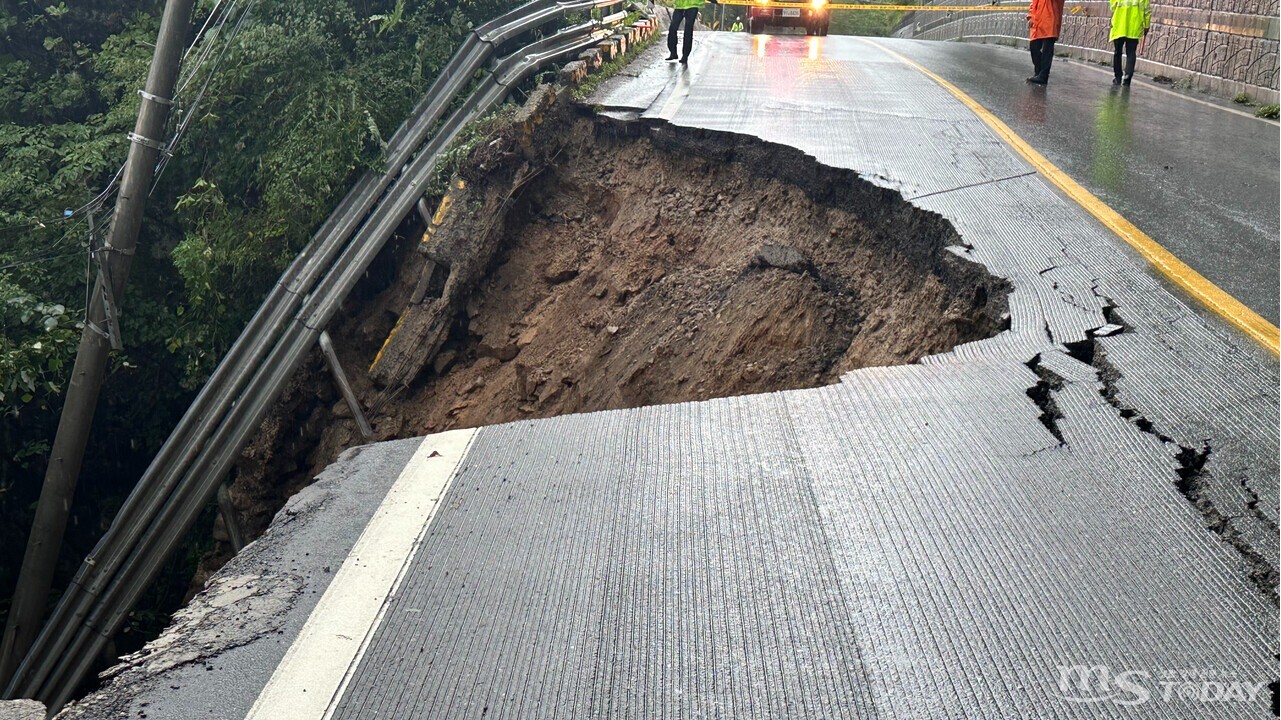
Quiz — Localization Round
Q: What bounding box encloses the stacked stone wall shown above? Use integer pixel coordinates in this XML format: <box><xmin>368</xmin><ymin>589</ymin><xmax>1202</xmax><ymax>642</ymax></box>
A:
<box><xmin>896</xmin><ymin>0</ymin><xmax>1279</xmax><ymax>102</ymax></box>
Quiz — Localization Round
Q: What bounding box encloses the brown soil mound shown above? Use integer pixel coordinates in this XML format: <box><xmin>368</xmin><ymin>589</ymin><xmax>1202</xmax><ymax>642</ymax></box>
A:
<box><xmin>211</xmin><ymin>107</ymin><xmax>1009</xmax><ymax>569</ymax></box>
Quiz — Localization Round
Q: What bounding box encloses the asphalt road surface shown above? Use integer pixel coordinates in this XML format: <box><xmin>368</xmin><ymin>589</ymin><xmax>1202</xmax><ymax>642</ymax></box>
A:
<box><xmin>879</xmin><ymin>38</ymin><xmax>1281</xmax><ymax>325</ymax></box>
<box><xmin>62</xmin><ymin>34</ymin><xmax>1279</xmax><ymax>720</ymax></box>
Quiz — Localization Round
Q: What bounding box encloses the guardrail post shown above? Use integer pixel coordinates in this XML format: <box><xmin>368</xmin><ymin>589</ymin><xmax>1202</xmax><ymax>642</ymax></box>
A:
<box><xmin>416</xmin><ymin>196</ymin><xmax>434</xmax><ymax>226</ymax></box>
<box><xmin>216</xmin><ymin>483</ymin><xmax>245</xmax><ymax>553</ymax></box>
<box><xmin>319</xmin><ymin>332</ymin><xmax>374</xmax><ymax>442</ymax></box>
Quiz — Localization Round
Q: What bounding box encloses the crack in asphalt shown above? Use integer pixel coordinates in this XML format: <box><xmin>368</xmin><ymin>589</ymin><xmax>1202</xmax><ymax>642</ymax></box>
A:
<box><xmin>1014</xmin><ymin>286</ymin><xmax>1277</xmax><ymax>602</ymax></box>
<box><xmin>1062</xmin><ymin>304</ymin><xmax>1280</xmax><ymax>603</ymax></box>
<box><xmin>1240</xmin><ymin>475</ymin><xmax>1280</xmax><ymax>535</ymax></box>
<box><xmin>1167</xmin><ymin>441</ymin><xmax>1280</xmax><ymax>602</ymax></box>
<box><xmin>905</xmin><ymin>171</ymin><xmax>1038</xmax><ymax>202</ymax></box>
<box><xmin>1024</xmin><ymin>353</ymin><xmax>1066</xmax><ymax>447</ymax></box>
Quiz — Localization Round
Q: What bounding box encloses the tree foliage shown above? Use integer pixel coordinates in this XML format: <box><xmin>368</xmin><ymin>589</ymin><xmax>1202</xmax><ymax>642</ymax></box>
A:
<box><xmin>161</xmin><ymin>0</ymin><xmax>471</xmax><ymax>378</ymax></box>
<box><xmin>830</xmin><ymin>7</ymin><xmax>907</xmax><ymax>37</ymax></box>
<box><xmin>1</xmin><ymin>1</ymin><xmax>162</xmax><ymax>489</ymax></box>
<box><xmin>0</xmin><ymin>0</ymin><xmax>523</xmax><ymax>647</ymax></box>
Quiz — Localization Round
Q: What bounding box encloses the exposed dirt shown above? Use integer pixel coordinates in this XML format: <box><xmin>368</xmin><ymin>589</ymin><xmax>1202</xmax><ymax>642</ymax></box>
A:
<box><xmin>207</xmin><ymin>103</ymin><xmax>1011</xmax><ymax>578</ymax></box>
<box><xmin>369</xmin><ymin>114</ymin><xmax>1008</xmax><ymax>428</ymax></box>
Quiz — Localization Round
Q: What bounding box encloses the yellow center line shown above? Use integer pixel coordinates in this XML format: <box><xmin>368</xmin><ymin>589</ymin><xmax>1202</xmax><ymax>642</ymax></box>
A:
<box><xmin>862</xmin><ymin>38</ymin><xmax>1280</xmax><ymax>355</ymax></box>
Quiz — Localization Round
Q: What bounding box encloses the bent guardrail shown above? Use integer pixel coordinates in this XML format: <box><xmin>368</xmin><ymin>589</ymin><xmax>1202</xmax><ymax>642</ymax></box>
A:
<box><xmin>5</xmin><ymin>0</ymin><xmax>628</xmax><ymax>710</ymax></box>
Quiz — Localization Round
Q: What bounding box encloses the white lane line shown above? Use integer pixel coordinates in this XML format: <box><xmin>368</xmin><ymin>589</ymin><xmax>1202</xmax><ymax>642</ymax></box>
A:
<box><xmin>656</xmin><ymin>65</ymin><xmax>693</xmax><ymax>120</ymax></box>
<box><xmin>651</xmin><ymin>35</ymin><xmax>713</xmax><ymax>121</ymax></box>
<box><xmin>244</xmin><ymin>428</ymin><xmax>478</xmax><ymax>720</ymax></box>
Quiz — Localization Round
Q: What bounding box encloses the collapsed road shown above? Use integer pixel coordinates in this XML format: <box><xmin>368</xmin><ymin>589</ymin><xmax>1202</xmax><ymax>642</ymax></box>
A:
<box><xmin>51</xmin><ymin>31</ymin><xmax>1278</xmax><ymax>720</ymax></box>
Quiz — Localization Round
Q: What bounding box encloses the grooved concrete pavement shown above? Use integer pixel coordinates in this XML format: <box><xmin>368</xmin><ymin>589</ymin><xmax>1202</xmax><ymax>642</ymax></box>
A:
<box><xmin>61</xmin><ymin>34</ymin><xmax>1278</xmax><ymax>719</ymax></box>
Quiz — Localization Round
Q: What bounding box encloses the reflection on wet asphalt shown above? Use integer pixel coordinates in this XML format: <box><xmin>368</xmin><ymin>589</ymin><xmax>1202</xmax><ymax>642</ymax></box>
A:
<box><xmin>884</xmin><ymin>39</ymin><xmax>1279</xmax><ymax>323</ymax></box>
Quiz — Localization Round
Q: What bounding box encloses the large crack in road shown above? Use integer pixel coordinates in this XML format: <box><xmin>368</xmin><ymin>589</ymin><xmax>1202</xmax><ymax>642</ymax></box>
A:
<box><xmin>1088</xmin><ymin>332</ymin><xmax>1280</xmax><ymax>602</ymax></box>
<box><xmin>1025</xmin><ymin>301</ymin><xmax>1281</xmax><ymax>603</ymax></box>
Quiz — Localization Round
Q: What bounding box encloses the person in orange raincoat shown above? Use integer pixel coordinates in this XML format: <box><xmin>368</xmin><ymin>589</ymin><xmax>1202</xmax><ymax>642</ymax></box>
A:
<box><xmin>1026</xmin><ymin>0</ymin><xmax>1066</xmax><ymax>84</ymax></box>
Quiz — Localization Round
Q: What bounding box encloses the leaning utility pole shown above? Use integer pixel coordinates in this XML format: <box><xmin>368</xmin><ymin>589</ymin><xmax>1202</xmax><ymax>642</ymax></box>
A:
<box><xmin>0</xmin><ymin>0</ymin><xmax>196</xmax><ymax>688</ymax></box>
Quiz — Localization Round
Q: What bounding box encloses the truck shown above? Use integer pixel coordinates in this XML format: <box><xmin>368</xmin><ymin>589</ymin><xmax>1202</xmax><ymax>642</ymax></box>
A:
<box><xmin>747</xmin><ymin>0</ymin><xmax>831</xmax><ymax>35</ymax></box>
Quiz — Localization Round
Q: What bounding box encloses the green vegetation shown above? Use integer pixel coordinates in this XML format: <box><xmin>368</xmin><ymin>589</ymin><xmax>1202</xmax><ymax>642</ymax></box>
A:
<box><xmin>1255</xmin><ymin>104</ymin><xmax>1279</xmax><ymax>120</ymax></box>
<box><xmin>830</xmin><ymin>7</ymin><xmax>907</xmax><ymax>37</ymax></box>
<box><xmin>428</xmin><ymin>104</ymin><xmax>521</xmax><ymax>197</ymax></box>
<box><xmin>0</xmin><ymin>0</ymin><xmax>524</xmax><ymax>652</ymax></box>
<box><xmin>1232</xmin><ymin>91</ymin><xmax>1252</xmax><ymax>105</ymax></box>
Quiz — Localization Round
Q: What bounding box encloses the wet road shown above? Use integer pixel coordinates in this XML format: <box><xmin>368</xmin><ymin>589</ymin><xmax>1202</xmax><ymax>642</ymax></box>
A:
<box><xmin>878</xmin><ymin>38</ymin><xmax>1281</xmax><ymax>324</ymax></box>
<box><xmin>62</xmin><ymin>33</ymin><xmax>1280</xmax><ymax>720</ymax></box>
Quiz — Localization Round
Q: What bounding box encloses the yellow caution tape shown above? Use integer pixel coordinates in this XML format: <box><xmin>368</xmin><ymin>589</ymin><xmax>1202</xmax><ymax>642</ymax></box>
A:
<box><xmin>718</xmin><ymin>1</ymin><xmax>1031</xmax><ymax>10</ymax></box>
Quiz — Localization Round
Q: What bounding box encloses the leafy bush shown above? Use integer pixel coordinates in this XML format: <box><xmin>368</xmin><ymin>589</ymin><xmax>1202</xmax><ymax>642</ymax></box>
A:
<box><xmin>159</xmin><ymin>1</ymin><xmax>473</xmax><ymax>380</ymax></box>
<box><xmin>0</xmin><ymin>286</ymin><xmax>78</xmax><ymax>413</ymax></box>
<box><xmin>831</xmin><ymin>8</ymin><xmax>906</xmax><ymax>37</ymax></box>
<box><xmin>0</xmin><ymin>0</ymin><xmax>525</xmax><ymax>652</ymax></box>
<box><xmin>1255</xmin><ymin>104</ymin><xmax>1279</xmax><ymax>120</ymax></box>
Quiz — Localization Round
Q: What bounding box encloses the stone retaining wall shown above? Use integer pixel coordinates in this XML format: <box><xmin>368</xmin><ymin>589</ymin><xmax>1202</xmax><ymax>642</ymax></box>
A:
<box><xmin>895</xmin><ymin>0</ymin><xmax>1279</xmax><ymax>104</ymax></box>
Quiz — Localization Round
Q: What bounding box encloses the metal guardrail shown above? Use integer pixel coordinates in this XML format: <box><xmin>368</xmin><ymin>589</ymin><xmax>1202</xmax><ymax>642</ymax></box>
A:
<box><xmin>4</xmin><ymin>0</ymin><xmax>627</xmax><ymax>711</ymax></box>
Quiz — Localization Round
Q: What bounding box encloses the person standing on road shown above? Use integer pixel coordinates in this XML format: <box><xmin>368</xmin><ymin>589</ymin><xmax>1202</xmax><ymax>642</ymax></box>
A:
<box><xmin>668</xmin><ymin>0</ymin><xmax>715</xmax><ymax>64</ymax></box>
<box><xmin>1109</xmin><ymin>0</ymin><xmax>1151</xmax><ymax>85</ymax></box>
<box><xmin>1026</xmin><ymin>0</ymin><xmax>1066</xmax><ymax>85</ymax></box>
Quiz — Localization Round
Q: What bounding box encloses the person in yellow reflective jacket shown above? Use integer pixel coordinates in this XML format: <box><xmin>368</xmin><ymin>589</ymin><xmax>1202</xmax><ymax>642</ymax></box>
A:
<box><xmin>668</xmin><ymin>0</ymin><xmax>717</xmax><ymax>64</ymax></box>
<box><xmin>731</xmin><ymin>19</ymin><xmax>744</xmax><ymax>32</ymax></box>
<box><xmin>1109</xmin><ymin>0</ymin><xmax>1151</xmax><ymax>85</ymax></box>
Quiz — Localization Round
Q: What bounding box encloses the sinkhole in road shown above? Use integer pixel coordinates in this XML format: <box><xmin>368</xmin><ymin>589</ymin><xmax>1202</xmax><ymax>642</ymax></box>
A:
<box><xmin>312</xmin><ymin>109</ymin><xmax>1009</xmax><ymax>450</ymax></box>
<box><xmin>343</xmin><ymin>112</ymin><xmax>1012</xmax><ymax>437</ymax></box>
<box><xmin>219</xmin><ymin>110</ymin><xmax>1013</xmax><ymax>570</ymax></box>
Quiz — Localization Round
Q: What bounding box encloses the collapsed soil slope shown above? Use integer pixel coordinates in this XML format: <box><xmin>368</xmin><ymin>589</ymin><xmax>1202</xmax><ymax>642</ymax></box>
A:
<box><xmin>214</xmin><ymin>104</ymin><xmax>1010</xmax><ymax>568</ymax></box>
<box><xmin>367</xmin><ymin>114</ymin><xmax>1009</xmax><ymax>428</ymax></box>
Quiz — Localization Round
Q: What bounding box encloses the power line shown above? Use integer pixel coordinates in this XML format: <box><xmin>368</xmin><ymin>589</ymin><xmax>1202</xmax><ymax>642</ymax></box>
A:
<box><xmin>0</xmin><ymin>248</ymin><xmax>87</xmax><ymax>273</ymax></box>
<box><xmin>0</xmin><ymin>167</ymin><xmax>124</xmax><ymax>237</ymax></box>
<box><xmin>155</xmin><ymin>0</ymin><xmax>262</xmax><ymax>187</ymax></box>
<box><xmin>182</xmin><ymin>0</ymin><xmax>230</xmax><ymax>65</ymax></box>
<box><xmin>0</xmin><ymin>0</ymin><xmax>254</xmax><ymax>236</ymax></box>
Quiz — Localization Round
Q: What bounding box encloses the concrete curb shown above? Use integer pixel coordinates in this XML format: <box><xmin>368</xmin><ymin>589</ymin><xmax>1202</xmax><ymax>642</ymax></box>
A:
<box><xmin>947</xmin><ymin>33</ymin><xmax>1281</xmax><ymax>106</ymax></box>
